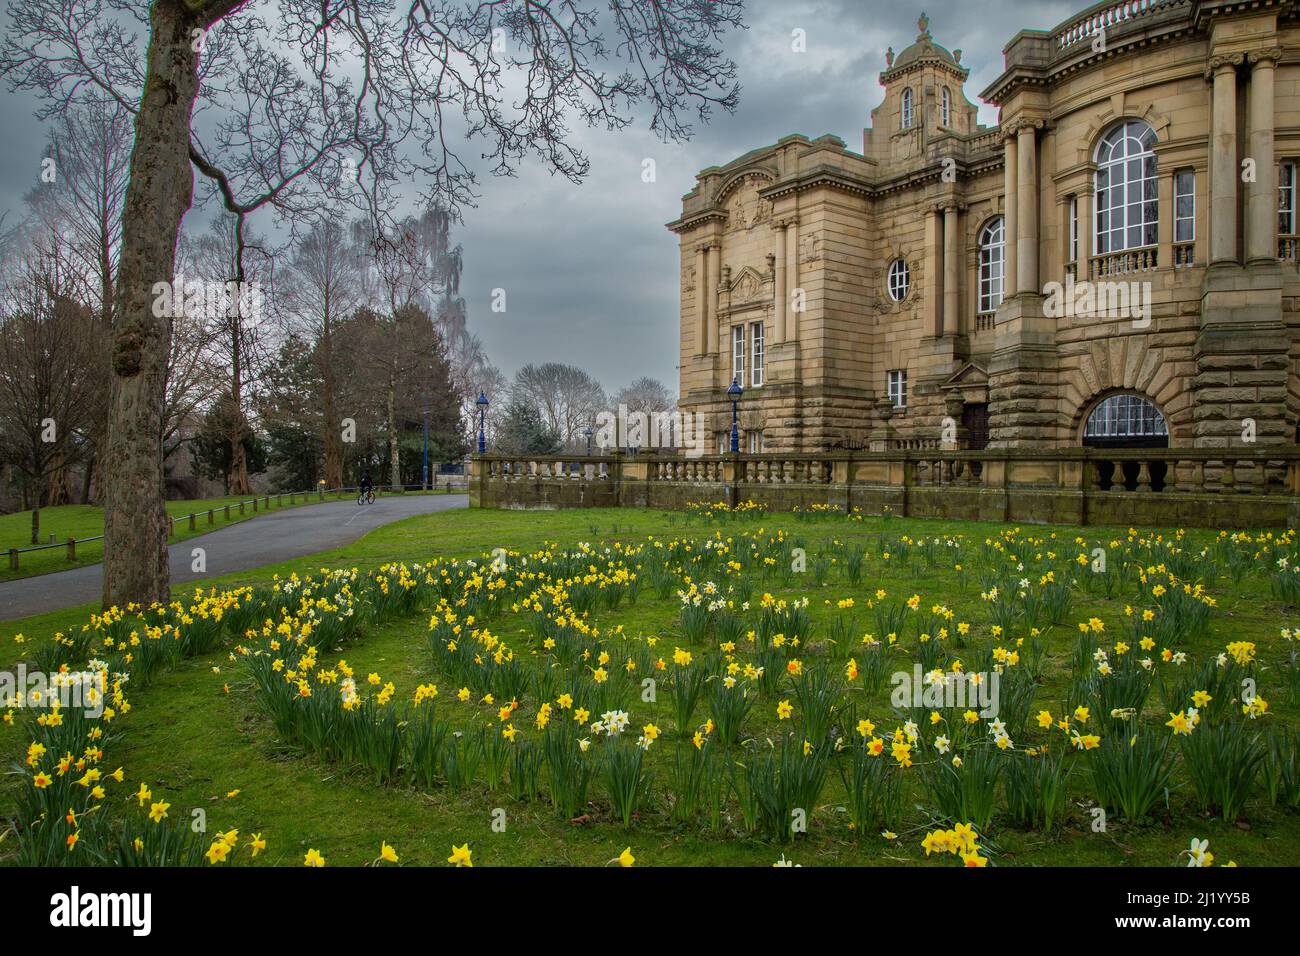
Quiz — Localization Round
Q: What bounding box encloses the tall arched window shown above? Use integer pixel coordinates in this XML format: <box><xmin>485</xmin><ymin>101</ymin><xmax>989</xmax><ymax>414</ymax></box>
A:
<box><xmin>901</xmin><ymin>88</ymin><xmax>914</xmax><ymax>129</ymax></box>
<box><xmin>1094</xmin><ymin>120</ymin><xmax>1158</xmax><ymax>254</ymax></box>
<box><xmin>940</xmin><ymin>87</ymin><xmax>952</xmax><ymax>127</ymax></box>
<box><xmin>978</xmin><ymin>217</ymin><xmax>1005</xmax><ymax>314</ymax></box>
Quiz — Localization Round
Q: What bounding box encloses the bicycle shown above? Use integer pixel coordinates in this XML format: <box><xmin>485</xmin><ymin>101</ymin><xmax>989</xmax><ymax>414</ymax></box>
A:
<box><xmin>357</xmin><ymin>486</ymin><xmax>376</xmax><ymax>505</ymax></box>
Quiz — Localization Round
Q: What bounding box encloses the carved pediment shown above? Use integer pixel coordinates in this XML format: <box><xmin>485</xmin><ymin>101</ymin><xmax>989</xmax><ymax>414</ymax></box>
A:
<box><xmin>726</xmin><ymin>265</ymin><xmax>767</xmax><ymax>303</ymax></box>
<box><xmin>941</xmin><ymin>362</ymin><xmax>989</xmax><ymax>389</ymax></box>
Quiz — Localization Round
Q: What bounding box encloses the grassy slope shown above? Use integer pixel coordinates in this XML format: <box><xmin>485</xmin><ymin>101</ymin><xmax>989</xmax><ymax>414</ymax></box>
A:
<box><xmin>2</xmin><ymin>507</ymin><xmax>1297</xmax><ymax>868</ymax></box>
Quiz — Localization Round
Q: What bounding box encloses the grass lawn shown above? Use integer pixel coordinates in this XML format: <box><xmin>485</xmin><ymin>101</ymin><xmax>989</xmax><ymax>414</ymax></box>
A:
<box><xmin>2</xmin><ymin>506</ymin><xmax>1298</xmax><ymax>868</ymax></box>
<box><xmin>0</xmin><ymin>488</ymin><xmax>456</xmax><ymax>583</ymax></box>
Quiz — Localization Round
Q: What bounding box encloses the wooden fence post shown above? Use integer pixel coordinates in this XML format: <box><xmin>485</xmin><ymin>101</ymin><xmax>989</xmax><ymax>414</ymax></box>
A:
<box><xmin>9</xmin><ymin>548</ymin><xmax>18</xmax><ymax>571</ymax></box>
<box><xmin>66</xmin><ymin>538</ymin><xmax>76</xmax><ymax>561</ymax></box>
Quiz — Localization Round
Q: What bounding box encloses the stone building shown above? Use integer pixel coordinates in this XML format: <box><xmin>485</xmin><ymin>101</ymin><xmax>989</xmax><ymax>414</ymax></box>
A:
<box><xmin>667</xmin><ymin>0</ymin><xmax>1300</xmax><ymax>456</ymax></box>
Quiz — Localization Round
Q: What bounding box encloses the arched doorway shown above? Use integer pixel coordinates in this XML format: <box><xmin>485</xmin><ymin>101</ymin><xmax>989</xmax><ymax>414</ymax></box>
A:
<box><xmin>1082</xmin><ymin>393</ymin><xmax>1168</xmax><ymax>490</ymax></box>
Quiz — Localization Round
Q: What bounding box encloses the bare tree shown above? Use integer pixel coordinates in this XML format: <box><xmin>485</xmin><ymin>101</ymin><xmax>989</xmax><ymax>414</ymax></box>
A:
<box><xmin>162</xmin><ymin>231</ymin><xmax>224</xmax><ymax>465</ymax></box>
<box><xmin>26</xmin><ymin>99</ymin><xmax>132</xmax><ymax>326</ymax></box>
<box><xmin>187</xmin><ymin>215</ymin><xmax>275</xmax><ymax>495</ymax></box>
<box><xmin>21</xmin><ymin>98</ymin><xmax>133</xmax><ymax>502</ymax></box>
<box><xmin>512</xmin><ymin>362</ymin><xmax>607</xmax><ymax>447</ymax></box>
<box><xmin>281</xmin><ymin>217</ymin><xmax>361</xmax><ymax>489</ymax></box>
<box><xmin>0</xmin><ymin>242</ymin><xmax>105</xmax><ymax>542</ymax></box>
<box><xmin>614</xmin><ymin>376</ymin><xmax>676</xmax><ymax>414</ymax></box>
<box><xmin>2</xmin><ymin>0</ymin><xmax>743</xmax><ymax>606</ymax></box>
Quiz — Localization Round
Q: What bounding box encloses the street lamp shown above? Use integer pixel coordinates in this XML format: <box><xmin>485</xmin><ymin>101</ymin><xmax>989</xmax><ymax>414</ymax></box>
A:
<box><xmin>476</xmin><ymin>391</ymin><xmax>489</xmax><ymax>454</ymax></box>
<box><xmin>727</xmin><ymin>377</ymin><xmax>743</xmax><ymax>453</ymax></box>
<box><xmin>422</xmin><ymin>408</ymin><xmax>429</xmax><ymax>491</ymax></box>
<box><xmin>584</xmin><ymin>424</ymin><xmax>594</xmax><ymax>457</ymax></box>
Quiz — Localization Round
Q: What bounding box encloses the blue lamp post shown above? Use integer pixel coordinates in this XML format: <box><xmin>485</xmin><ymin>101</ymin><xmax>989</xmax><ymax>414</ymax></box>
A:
<box><xmin>584</xmin><ymin>424</ymin><xmax>594</xmax><ymax>456</ymax></box>
<box><xmin>476</xmin><ymin>391</ymin><xmax>489</xmax><ymax>454</ymax></box>
<box><xmin>727</xmin><ymin>377</ymin><xmax>743</xmax><ymax>453</ymax></box>
<box><xmin>421</xmin><ymin>409</ymin><xmax>429</xmax><ymax>490</ymax></box>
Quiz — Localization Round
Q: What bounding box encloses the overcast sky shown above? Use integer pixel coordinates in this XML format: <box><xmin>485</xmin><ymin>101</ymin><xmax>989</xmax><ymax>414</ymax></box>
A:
<box><xmin>0</xmin><ymin>0</ymin><xmax>1079</xmax><ymax>395</ymax></box>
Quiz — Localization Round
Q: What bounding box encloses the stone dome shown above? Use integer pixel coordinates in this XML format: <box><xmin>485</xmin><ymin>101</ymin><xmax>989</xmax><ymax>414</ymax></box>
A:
<box><xmin>883</xmin><ymin>13</ymin><xmax>968</xmax><ymax>78</ymax></box>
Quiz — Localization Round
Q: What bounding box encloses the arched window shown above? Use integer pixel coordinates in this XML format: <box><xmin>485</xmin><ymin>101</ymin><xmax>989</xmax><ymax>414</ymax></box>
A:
<box><xmin>1094</xmin><ymin>120</ymin><xmax>1158</xmax><ymax>255</ymax></box>
<box><xmin>901</xmin><ymin>88</ymin><xmax>914</xmax><ymax>129</ymax></box>
<box><xmin>1083</xmin><ymin>393</ymin><xmax>1168</xmax><ymax>446</ymax></box>
<box><xmin>940</xmin><ymin>87</ymin><xmax>952</xmax><ymax>127</ymax></box>
<box><xmin>978</xmin><ymin>218</ymin><xmax>1005</xmax><ymax>314</ymax></box>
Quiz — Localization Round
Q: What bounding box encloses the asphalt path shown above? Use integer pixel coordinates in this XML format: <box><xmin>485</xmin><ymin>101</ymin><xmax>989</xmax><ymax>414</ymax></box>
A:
<box><xmin>0</xmin><ymin>493</ymin><xmax>467</xmax><ymax>621</ymax></box>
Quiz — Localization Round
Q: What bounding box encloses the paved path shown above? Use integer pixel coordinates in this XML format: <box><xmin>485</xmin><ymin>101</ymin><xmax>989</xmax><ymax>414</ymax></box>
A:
<box><xmin>0</xmin><ymin>493</ymin><xmax>467</xmax><ymax>621</ymax></box>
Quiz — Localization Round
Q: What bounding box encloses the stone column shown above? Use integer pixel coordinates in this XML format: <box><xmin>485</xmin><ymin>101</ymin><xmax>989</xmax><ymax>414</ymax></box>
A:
<box><xmin>943</xmin><ymin>204</ymin><xmax>960</xmax><ymax>335</ymax></box>
<box><xmin>1003</xmin><ymin>133</ymin><xmax>1018</xmax><ymax>296</ymax></box>
<box><xmin>695</xmin><ymin>243</ymin><xmax>709</xmax><ymax>356</ymax></box>
<box><xmin>1078</xmin><ymin>190</ymin><xmax>1092</xmax><ymax>280</ymax></box>
<box><xmin>1016</xmin><ymin>121</ymin><xmax>1039</xmax><ymax>294</ymax></box>
<box><xmin>1058</xmin><ymin>195</ymin><xmax>1072</xmax><ymax>280</ymax></box>
<box><xmin>1247</xmin><ymin>49</ymin><xmax>1281</xmax><ymax>265</ymax></box>
<box><xmin>773</xmin><ymin>221</ymin><xmax>787</xmax><ymax>343</ymax></box>
<box><xmin>925</xmin><ymin>205</ymin><xmax>943</xmax><ymax>336</ymax></box>
<box><xmin>1209</xmin><ymin>55</ymin><xmax>1242</xmax><ymax>266</ymax></box>
<box><xmin>786</xmin><ymin>217</ymin><xmax>800</xmax><ymax>341</ymax></box>
<box><xmin>1157</xmin><ymin>168</ymin><xmax>1174</xmax><ymax>268</ymax></box>
<box><xmin>706</xmin><ymin>241</ymin><xmax>720</xmax><ymax>354</ymax></box>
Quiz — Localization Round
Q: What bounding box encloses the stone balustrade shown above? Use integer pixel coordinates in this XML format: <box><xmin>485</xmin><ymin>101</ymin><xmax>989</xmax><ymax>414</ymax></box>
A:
<box><xmin>471</xmin><ymin>447</ymin><xmax>1300</xmax><ymax>527</ymax></box>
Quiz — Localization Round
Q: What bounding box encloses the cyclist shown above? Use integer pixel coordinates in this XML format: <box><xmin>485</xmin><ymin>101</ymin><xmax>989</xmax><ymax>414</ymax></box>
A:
<box><xmin>358</xmin><ymin>469</ymin><xmax>374</xmax><ymax>504</ymax></box>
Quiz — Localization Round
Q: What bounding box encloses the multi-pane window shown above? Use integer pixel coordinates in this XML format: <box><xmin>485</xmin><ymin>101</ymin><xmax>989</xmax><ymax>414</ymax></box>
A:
<box><xmin>887</xmin><ymin>258</ymin><xmax>910</xmax><ymax>302</ymax></box>
<box><xmin>732</xmin><ymin>325</ymin><xmax>745</xmax><ymax>384</ymax></box>
<box><xmin>1083</xmin><ymin>394</ymin><xmax>1168</xmax><ymax>439</ymax></box>
<box><xmin>749</xmin><ymin>321</ymin><xmax>764</xmax><ymax>387</ymax></box>
<box><xmin>1281</xmin><ymin>161</ymin><xmax>1297</xmax><ymax>236</ymax></box>
<box><xmin>887</xmin><ymin>369</ymin><xmax>908</xmax><ymax>410</ymax></box>
<box><xmin>1094</xmin><ymin>119</ymin><xmax>1159</xmax><ymax>254</ymax></box>
<box><xmin>1069</xmin><ymin>197</ymin><xmax>1079</xmax><ymax>262</ymax></box>
<box><xmin>747</xmin><ymin>430</ymin><xmax>763</xmax><ymax>453</ymax></box>
<box><xmin>940</xmin><ymin>87</ymin><xmax>951</xmax><ymax>127</ymax></box>
<box><xmin>1175</xmin><ymin>170</ymin><xmax>1195</xmax><ymax>242</ymax></box>
<box><xmin>901</xmin><ymin>88</ymin><xmax>914</xmax><ymax>129</ymax></box>
<box><xmin>978</xmin><ymin>218</ymin><xmax>1005</xmax><ymax>314</ymax></box>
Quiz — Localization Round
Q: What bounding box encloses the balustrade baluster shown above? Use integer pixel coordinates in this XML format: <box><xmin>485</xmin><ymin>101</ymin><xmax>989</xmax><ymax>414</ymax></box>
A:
<box><xmin>1136</xmin><ymin>460</ymin><xmax>1152</xmax><ymax>492</ymax></box>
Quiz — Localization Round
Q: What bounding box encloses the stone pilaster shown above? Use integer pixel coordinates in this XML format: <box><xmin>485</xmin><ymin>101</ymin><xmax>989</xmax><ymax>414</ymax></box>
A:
<box><xmin>1193</xmin><ymin>48</ymin><xmax>1289</xmax><ymax>449</ymax></box>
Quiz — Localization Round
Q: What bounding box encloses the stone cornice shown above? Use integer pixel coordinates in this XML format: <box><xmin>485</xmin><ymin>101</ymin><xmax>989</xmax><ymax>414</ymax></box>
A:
<box><xmin>665</xmin><ymin>210</ymin><xmax>727</xmax><ymax>235</ymax></box>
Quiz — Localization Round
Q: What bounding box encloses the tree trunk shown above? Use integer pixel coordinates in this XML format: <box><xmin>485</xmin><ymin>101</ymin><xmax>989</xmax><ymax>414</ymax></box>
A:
<box><xmin>320</xmin><ymin>323</ymin><xmax>342</xmax><ymax>489</ymax></box>
<box><xmin>30</xmin><ymin>502</ymin><xmax>39</xmax><ymax>547</ymax></box>
<box><xmin>45</xmin><ymin>450</ymin><xmax>69</xmax><ymax>507</ymax></box>
<box><xmin>81</xmin><ymin>444</ymin><xmax>96</xmax><ymax>504</ymax></box>
<box><xmin>227</xmin><ymin>299</ymin><xmax>251</xmax><ymax>495</ymax></box>
<box><xmin>102</xmin><ymin>1</ymin><xmax>201</xmax><ymax>609</ymax></box>
<box><xmin>387</xmin><ymin>376</ymin><xmax>400</xmax><ymax>491</ymax></box>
